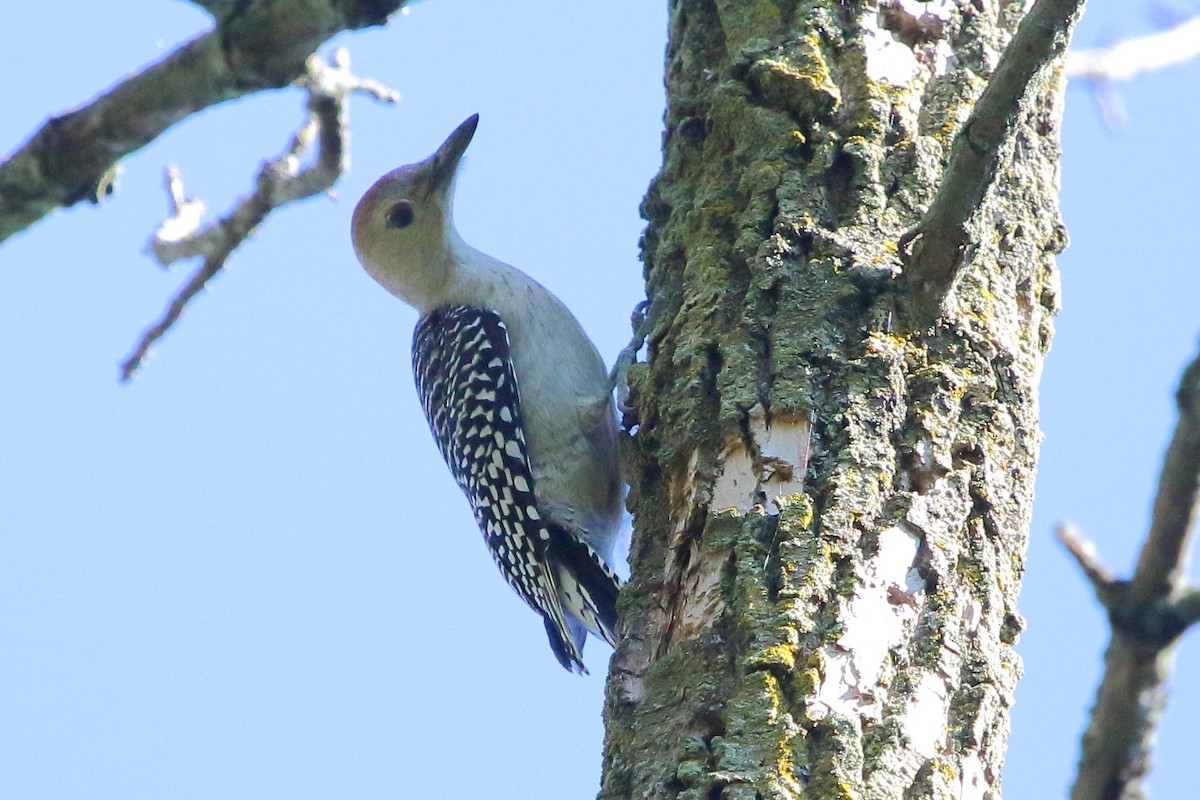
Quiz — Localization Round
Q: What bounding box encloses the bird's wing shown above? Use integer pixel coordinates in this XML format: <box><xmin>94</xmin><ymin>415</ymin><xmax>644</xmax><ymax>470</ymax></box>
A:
<box><xmin>412</xmin><ymin>304</ymin><xmax>613</xmax><ymax>672</ymax></box>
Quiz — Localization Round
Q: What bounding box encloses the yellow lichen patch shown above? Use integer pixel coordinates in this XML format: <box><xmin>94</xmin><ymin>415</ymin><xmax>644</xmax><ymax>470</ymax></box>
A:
<box><xmin>716</xmin><ymin>1</ymin><xmax>783</xmax><ymax>52</ymax></box>
<box><xmin>749</xmin><ymin>643</ymin><xmax>799</xmax><ymax>671</ymax></box>
<box><xmin>747</xmin><ymin>46</ymin><xmax>840</xmax><ymax>121</ymax></box>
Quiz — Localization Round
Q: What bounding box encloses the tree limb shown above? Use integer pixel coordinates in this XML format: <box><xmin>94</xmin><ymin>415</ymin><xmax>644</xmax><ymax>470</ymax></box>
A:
<box><xmin>1133</xmin><ymin>354</ymin><xmax>1200</xmax><ymax>597</ymax></box>
<box><xmin>0</xmin><ymin>0</ymin><xmax>404</xmax><ymax>245</ymax></box>
<box><xmin>1057</xmin><ymin>523</ymin><xmax>1119</xmax><ymax>603</ymax></box>
<box><xmin>1064</xmin><ymin>348</ymin><xmax>1200</xmax><ymax>800</ymax></box>
<box><xmin>1067</xmin><ymin>16</ymin><xmax>1200</xmax><ymax>82</ymax></box>
<box><xmin>120</xmin><ymin>49</ymin><xmax>398</xmax><ymax>382</ymax></box>
<box><xmin>1067</xmin><ymin>15</ymin><xmax>1200</xmax><ymax>128</ymax></box>
<box><xmin>897</xmin><ymin>0</ymin><xmax>1086</xmax><ymax>324</ymax></box>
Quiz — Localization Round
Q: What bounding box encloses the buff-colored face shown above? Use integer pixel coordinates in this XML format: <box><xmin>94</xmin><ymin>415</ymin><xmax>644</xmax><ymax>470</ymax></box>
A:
<box><xmin>350</xmin><ymin>114</ymin><xmax>479</xmax><ymax>310</ymax></box>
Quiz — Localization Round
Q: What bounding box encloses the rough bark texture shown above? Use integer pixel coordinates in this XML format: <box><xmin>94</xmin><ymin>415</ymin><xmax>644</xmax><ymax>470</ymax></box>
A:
<box><xmin>602</xmin><ymin>2</ymin><xmax>1068</xmax><ymax>798</ymax></box>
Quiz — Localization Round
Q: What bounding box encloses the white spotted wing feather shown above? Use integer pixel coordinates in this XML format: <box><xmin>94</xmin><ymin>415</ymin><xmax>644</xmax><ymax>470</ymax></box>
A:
<box><xmin>412</xmin><ymin>304</ymin><xmax>619</xmax><ymax>672</ymax></box>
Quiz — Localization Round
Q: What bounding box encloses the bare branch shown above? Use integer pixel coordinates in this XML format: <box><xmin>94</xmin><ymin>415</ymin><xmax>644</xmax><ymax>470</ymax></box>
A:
<box><xmin>1056</xmin><ymin>522</ymin><xmax>1119</xmax><ymax>602</ymax></box>
<box><xmin>1068</xmin><ymin>347</ymin><xmax>1200</xmax><ymax>800</ymax></box>
<box><xmin>1067</xmin><ymin>16</ymin><xmax>1200</xmax><ymax>82</ymax></box>
<box><xmin>1066</xmin><ymin>16</ymin><xmax>1200</xmax><ymax>128</ymax></box>
<box><xmin>149</xmin><ymin>166</ymin><xmax>212</xmax><ymax>265</ymax></box>
<box><xmin>897</xmin><ymin>0</ymin><xmax>1085</xmax><ymax>325</ymax></box>
<box><xmin>1073</xmin><ymin>634</ymin><xmax>1171</xmax><ymax>800</ymax></box>
<box><xmin>1177</xmin><ymin>588</ymin><xmax>1200</xmax><ymax>628</ymax></box>
<box><xmin>1133</xmin><ymin>350</ymin><xmax>1200</xmax><ymax>597</ymax></box>
<box><xmin>120</xmin><ymin>49</ymin><xmax>398</xmax><ymax>382</ymax></box>
<box><xmin>0</xmin><ymin>0</ymin><xmax>405</xmax><ymax>245</ymax></box>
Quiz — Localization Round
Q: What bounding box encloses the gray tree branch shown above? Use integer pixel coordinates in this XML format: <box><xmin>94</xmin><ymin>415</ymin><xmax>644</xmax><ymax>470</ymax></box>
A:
<box><xmin>1057</xmin><ymin>523</ymin><xmax>1118</xmax><ymax>601</ymax></box>
<box><xmin>1067</xmin><ymin>16</ymin><xmax>1200</xmax><ymax>82</ymax></box>
<box><xmin>0</xmin><ymin>0</ymin><xmax>404</xmax><ymax>245</ymax></box>
<box><xmin>1067</xmin><ymin>15</ymin><xmax>1200</xmax><ymax>128</ymax></box>
<box><xmin>898</xmin><ymin>0</ymin><xmax>1086</xmax><ymax>325</ymax></box>
<box><xmin>1063</xmin><ymin>349</ymin><xmax>1200</xmax><ymax>800</ymax></box>
<box><xmin>120</xmin><ymin>49</ymin><xmax>397</xmax><ymax>381</ymax></box>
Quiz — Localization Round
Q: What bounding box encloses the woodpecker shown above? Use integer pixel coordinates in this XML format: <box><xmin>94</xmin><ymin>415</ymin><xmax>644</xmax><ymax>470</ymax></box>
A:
<box><xmin>350</xmin><ymin>115</ymin><xmax>622</xmax><ymax>673</ymax></box>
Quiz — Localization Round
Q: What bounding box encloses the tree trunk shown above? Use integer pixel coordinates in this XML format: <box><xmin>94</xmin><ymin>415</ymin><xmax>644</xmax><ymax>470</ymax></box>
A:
<box><xmin>602</xmin><ymin>1</ymin><xmax>1068</xmax><ymax>797</ymax></box>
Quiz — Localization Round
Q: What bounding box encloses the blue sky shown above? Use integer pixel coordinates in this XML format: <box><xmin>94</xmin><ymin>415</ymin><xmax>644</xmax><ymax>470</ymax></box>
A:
<box><xmin>1</xmin><ymin>3</ymin><xmax>1198</xmax><ymax>798</ymax></box>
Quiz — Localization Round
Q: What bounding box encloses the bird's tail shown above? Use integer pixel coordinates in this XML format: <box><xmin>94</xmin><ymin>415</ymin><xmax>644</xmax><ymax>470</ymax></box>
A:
<box><xmin>541</xmin><ymin>524</ymin><xmax>622</xmax><ymax>673</ymax></box>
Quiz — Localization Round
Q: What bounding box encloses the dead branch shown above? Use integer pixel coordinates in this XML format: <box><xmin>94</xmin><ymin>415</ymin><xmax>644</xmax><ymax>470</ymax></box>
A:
<box><xmin>1067</xmin><ymin>16</ymin><xmax>1200</xmax><ymax>128</ymax></box>
<box><xmin>0</xmin><ymin>0</ymin><xmax>404</xmax><ymax>245</ymax></box>
<box><xmin>1067</xmin><ymin>16</ymin><xmax>1200</xmax><ymax>82</ymax></box>
<box><xmin>1063</xmin><ymin>350</ymin><xmax>1200</xmax><ymax>800</ymax></box>
<box><xmin>119</xmin><ymin>49</ymin><xmax>398</xmax><ymax>381</ymax></box>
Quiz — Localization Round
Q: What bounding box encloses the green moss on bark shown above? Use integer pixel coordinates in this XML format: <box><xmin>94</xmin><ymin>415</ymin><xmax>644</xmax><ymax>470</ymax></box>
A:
<box><xmin>603</xmin><ymin>0</ymin><xmax>1065</xmax><ymax>797</ymax></box>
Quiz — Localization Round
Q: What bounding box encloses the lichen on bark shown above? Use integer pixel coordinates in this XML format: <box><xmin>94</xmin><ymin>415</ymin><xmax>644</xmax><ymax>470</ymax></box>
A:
<box><xmin>602</xmin><ymin>1</ymin><xmax>1068</xmax><ymax>798</ymax></box>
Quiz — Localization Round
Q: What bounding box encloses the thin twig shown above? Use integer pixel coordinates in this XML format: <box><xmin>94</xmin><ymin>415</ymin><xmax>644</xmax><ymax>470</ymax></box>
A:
<box><xmin>0</xmin><ymin>0</ymin><xmax>405</xmax><ymax>245</ymax></box>
<box><xmin>119</xmin><ymin>49</ymin><xmax>399</xmax><ymax>382</ymax></box>
<box><xmin>148</xmin><ymin>166</ymin><xmax>212</xmax><ymax>265</ymax></box>
<box><xmin>897</xmin><ymin>0</ymin><xmax>1086</xmax><ymax>325</ymax></box>
<box><xmin>1056</xmin><ymin>522</ymin><xmax>1118</xmax><ymax>599</ymax></box>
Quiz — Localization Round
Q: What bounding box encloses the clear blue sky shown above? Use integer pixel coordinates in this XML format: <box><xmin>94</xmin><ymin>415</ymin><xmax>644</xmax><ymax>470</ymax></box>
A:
<box><xmin>1</xmin><ymin>3</ymin><xmax>1197</xmax><ymax>798</ymax></box>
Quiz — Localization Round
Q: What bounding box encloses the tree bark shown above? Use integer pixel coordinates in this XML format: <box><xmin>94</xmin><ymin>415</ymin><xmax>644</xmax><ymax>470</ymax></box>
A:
<box><xmin>602</xmin><ymin>1</ymin><xmax>1073</xmax><ymax>797</ymax></box>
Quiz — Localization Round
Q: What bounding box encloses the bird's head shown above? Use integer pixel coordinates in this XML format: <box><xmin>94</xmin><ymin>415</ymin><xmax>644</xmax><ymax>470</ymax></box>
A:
<box><xmin>351</xmin><ymin>114</ymin><xmax>479</xmax><ymax>311</ymax></box>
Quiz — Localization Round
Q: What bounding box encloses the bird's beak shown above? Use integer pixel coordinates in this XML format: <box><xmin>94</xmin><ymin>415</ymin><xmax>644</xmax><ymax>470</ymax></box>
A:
<box><xmin>425</xmin><ymin>114</ymin><xmax>479</xmax><ymax>197</ymax></box>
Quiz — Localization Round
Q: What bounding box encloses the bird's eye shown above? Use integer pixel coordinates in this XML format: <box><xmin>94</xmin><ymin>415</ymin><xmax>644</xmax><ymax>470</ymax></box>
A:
<box><xmin>386</xmin><ymin>201</ymin><xmax>415</xmax><ymax>229</ymax></box>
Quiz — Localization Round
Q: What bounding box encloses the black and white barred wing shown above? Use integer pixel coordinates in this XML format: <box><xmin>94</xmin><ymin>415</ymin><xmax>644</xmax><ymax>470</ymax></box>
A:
<box><xmin>411</xmin><ymin>304</ymin><xmax>616</xmax><ymax>672</ymax></box>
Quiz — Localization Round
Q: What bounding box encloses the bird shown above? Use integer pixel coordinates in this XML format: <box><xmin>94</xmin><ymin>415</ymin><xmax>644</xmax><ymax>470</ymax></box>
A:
<box><xmin>350</xmin><ymin>114</ymin><xmax>623</xmax><ymax>673</ymax></box>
